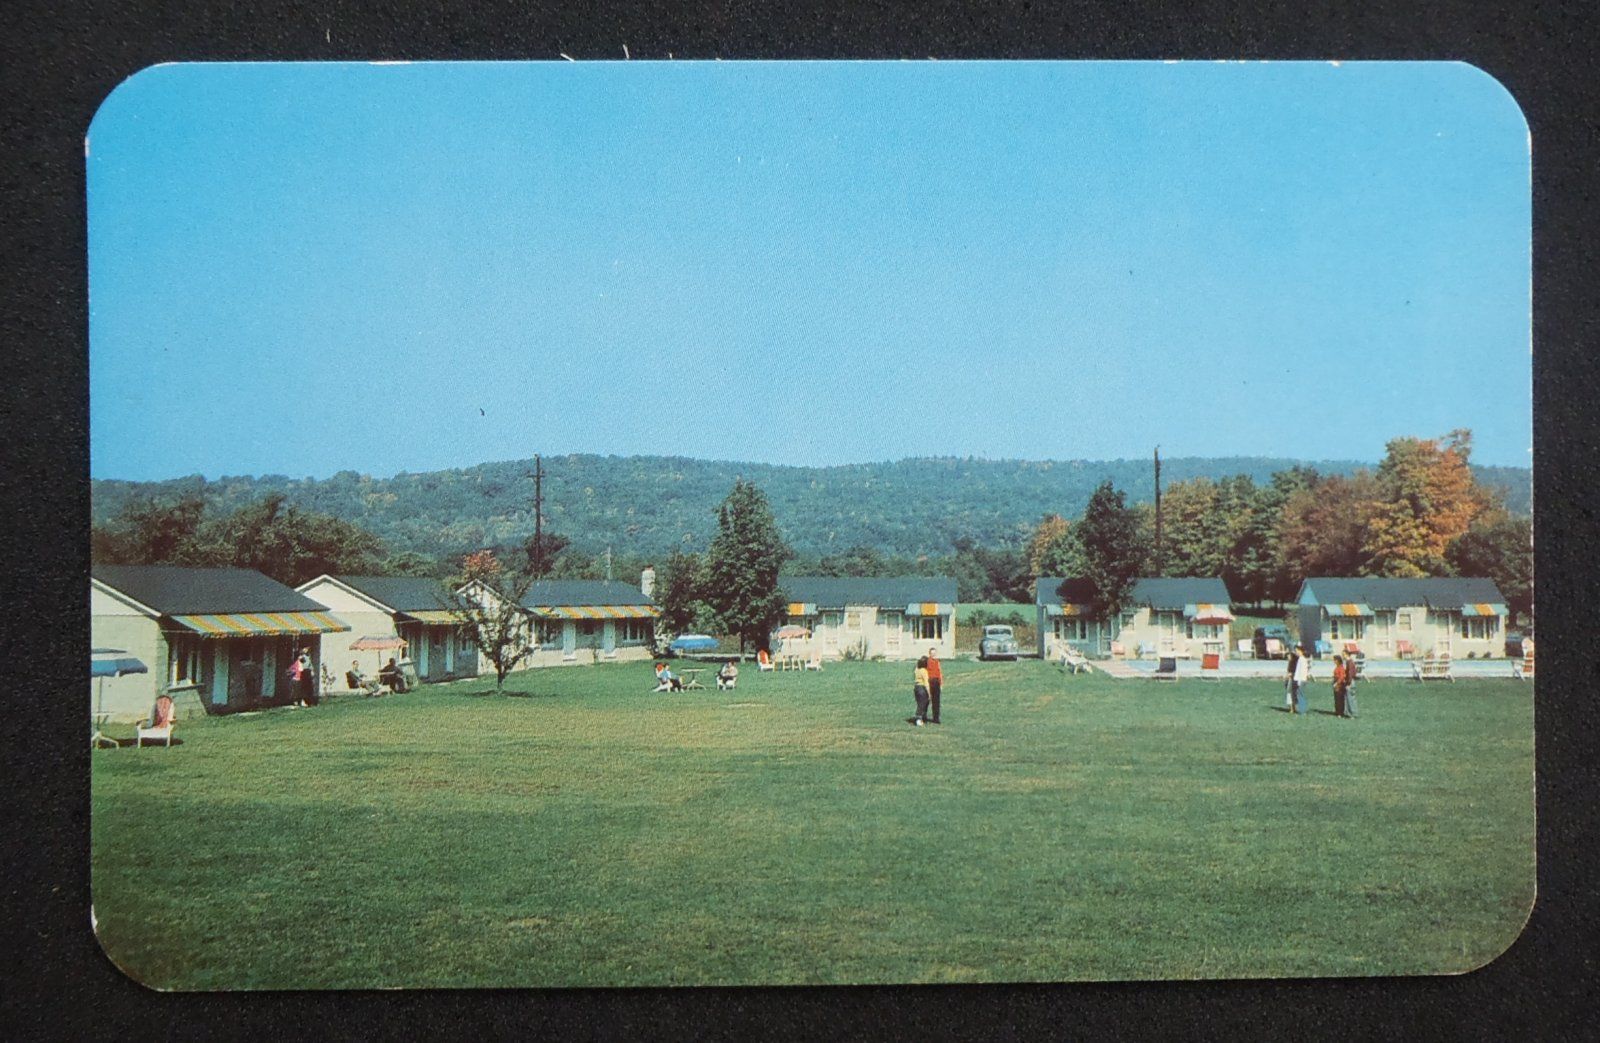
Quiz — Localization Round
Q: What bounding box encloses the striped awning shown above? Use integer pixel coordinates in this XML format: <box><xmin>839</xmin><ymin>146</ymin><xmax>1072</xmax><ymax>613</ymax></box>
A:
<box><xmin>1184</xmin><ymin>602</ymin><xmax>1236</xmax><ymax>623</ymax></box>
<box><xmin>905</xmin><ymin>602</ymin><xmax>953</xmax><ymax>617</ymax></box>
<box><xmin>530</xmin><ymin>604</ymin><xmax>658</xmax><ymax>620</ymax></box>
<box><xmin>787</xmin><ymin>602</ymin><xmax>817</xmax><ymax>616</ymax></box>
<box><xmin>400</xmin><ymin>609</ymin><xmax>459</xmax><ymax>624</ymax></box>
<box><xmin>1459</xmin><ymin>602</ymin><xmax>1506</xmax><ymax>617</ymax></box>
<box><xmin>1044</xmin><ymin>603</ymin><xmax>1092</xmax><ymax>618</ymax></box>
<box><xmin>1325</xmin><ymin>603</ymin><xmax>1373</xmax><ymax>618</ymax></box>
<box><xmin>170</xmin><ymin>611</ymin><xmax>349</xmax><ymax>637</ymax></box>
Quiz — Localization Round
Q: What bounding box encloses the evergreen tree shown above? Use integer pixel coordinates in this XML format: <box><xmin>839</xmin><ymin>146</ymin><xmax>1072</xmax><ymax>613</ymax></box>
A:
<box><xmin>704</xmin><ymin>480</ymin><xmax>791</xmax><ymax>654</ymax></box>
<box><xmin>1076</xmin><ymin>481</ymin><xmax>1143</xmax><ymax>619</ymax></box>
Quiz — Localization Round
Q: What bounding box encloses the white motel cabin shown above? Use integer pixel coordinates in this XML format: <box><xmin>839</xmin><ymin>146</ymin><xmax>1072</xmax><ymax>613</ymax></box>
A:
<box><xmin>458</xmin><ymin>577</ymin><xmax>660</xmax><ymax>667</ymax></box>
<box><xmin>296</xmin><ymin>574</ymin><xmax>479</xmax><ymax>685</ymax></box>
<box><xmin>1035</xmin><ymin>576</ymin><xmax>1235</xmax><ymax>659</ymax></box>
<box><xmin>91</xmin><ymin>565</ymin><xmax>348</xmax><ymax>721</ymax></box>
<box><xmin>775</xmin><ymin>576</ymin><xmax>957</xmax><ymax>661</ymax></box>
<box><xmin>1294</xmin><ymin>576</ymin><xmax>1509</xmax><ymax>659</ymax></box>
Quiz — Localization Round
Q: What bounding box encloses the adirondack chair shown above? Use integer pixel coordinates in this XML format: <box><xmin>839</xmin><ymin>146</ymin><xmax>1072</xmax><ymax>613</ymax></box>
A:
<box><xmin>1512</xmin><ymin>639</ymin><xmax>1535</xmax><ymax>680</ymax></box>
<box><xmin>1412</xmin><ymin>651</ymin><xmax>1454</xmax><ymax>682</ymax></box>
<box><xmin>1199</xmin><ymin>650</ymin><xmax>1222</xmax><ymax>681</ymax></box>
<box><xmin>1109</xmin><ymin>641</ymin><xmax>1127</xmax><ymax>660</ymax></box>
<box><xmin>135</xmin><ymin>694</ymin><xmax>176</xmax><ymax>748</ymax></box>
<box><xmin>1395</xmin><ymin>639</ymin><xmax>1416</xmax><ymax>660</ymax></box>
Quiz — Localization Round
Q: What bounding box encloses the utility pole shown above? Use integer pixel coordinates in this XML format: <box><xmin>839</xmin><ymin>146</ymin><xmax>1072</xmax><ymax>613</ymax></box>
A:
<box><xmin>529</xmin><ymin>454</ymin><xmax>545</xmax><ymax>578</ymax></box>
<box><xmin>1153</xmin><ymin>446</ymin><xmax>1163</xmax><ymax>576</ymax></box>
<box><xmin>605</xmin><ymin>546</ymin><xmax>613</xmax><ymax>581</ymax></box>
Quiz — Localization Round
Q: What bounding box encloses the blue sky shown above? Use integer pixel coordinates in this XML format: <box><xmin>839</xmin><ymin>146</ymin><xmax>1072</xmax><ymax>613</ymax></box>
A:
<box><xmin>88</xmin><ymin>61</ymin><xmax>1530</xmax><ymax>480</ymax></box>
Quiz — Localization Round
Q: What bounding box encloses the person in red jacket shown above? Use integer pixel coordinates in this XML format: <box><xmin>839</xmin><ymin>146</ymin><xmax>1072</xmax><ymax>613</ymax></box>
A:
<box><xmin>926</xmin><ymin>647</ymin><xmax>943</xmax><ymax>724</ymax></box>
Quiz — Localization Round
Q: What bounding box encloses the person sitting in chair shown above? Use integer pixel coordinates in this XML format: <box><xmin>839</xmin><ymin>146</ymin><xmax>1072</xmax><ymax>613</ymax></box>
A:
<box><xmin>347</xmin><ymin>660</ymin><xmax>383</xmax><ymax>697</ymax></box>
<box><xmin>716</xmin><ymin>660</ymin><xmax>739</xmax><ymax>690</ymax></box>
<box><xmin>654</xmin><ymin>662</ymin><xmax>683</xmax><ymax>692</ymax></box>
<box><xmin>378</xmin><ymin>657</ymin><xmax>405</xmax><ymax>693</ymax></box>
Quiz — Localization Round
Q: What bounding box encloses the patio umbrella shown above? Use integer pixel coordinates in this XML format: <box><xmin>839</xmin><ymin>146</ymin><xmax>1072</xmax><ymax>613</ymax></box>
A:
<box><xmin>349</xmin><ymin>635</ymin><xmax>408</xmax><ymax>679</ymax></box>
<box><xmin>668</xmin><ymin>634</ymin><xmax>719</xmax><ymax>652</ymax></box>
<box><xmin>773</xmin><ymin>625</ymin><xmax>810</xmax><ymax>640</ymax></box>
<box><xmin>91</xmin><ymin>648</ymin><xmax>148</xmax><ymax>749</ymax></box>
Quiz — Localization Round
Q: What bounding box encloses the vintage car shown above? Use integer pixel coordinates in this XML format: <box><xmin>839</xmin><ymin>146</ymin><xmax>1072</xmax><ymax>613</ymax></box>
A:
<box><xmin>978</xmin><ymin>624</ymin><xmax>1020</xmax><ymax>661</ymax></box>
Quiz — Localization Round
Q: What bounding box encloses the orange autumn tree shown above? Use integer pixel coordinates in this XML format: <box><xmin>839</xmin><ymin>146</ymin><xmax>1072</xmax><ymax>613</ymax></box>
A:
<box><xmin>1362</xmin><ymin>430</ymin><xmax>1490</xmax><ymax>577</ymax></box>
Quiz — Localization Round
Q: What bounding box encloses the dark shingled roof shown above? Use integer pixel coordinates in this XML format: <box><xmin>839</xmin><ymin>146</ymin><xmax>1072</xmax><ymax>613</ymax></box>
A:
<box><xmin>1035</xmin><ymin>576</ymin><xmax>1232</xmax><ymax>610</ymax></box>
<box><xmin>93</xmin><ymin>565</ymin><xmax>330</xmax><ymax>616</ymax></box>
<box><xmin>518</xmin><ymin>580</ymin><xmax>655</xmax><ymax>608</ymax></box>
<box><xmin>1298</xmin><ymin>577</ymin><xmax>1506</xmax><ymax>610</ymax></box>
<box><xmin>330</xmin><ymin>575</ymin><xmax>455</xmax><ymax>612</ymax></box>
<box><xmin>779</xmin><ymin>576</ymin><xmax>958</xmax><ymax>608</ymax></box>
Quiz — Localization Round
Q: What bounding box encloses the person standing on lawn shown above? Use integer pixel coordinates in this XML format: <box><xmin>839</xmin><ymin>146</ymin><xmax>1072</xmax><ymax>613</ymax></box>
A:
<box><xmin>1290</xmin><ymin>644</ymin><xmax>1311</xmax><ymax>714</ymax></box>
<box><xmin>1331</xmin><ymin>654</ymin><xmax>1349</xmax><ymax>718</ymax></box>
<box><xmin>925</xmin><ymin>647</ymin><xmax>943</xmax><ymax>724</ymax></box>
<box><xmin>909</xmin><ymin>656</ymin><xmax>932</xmax><ymax>726</ymax></box>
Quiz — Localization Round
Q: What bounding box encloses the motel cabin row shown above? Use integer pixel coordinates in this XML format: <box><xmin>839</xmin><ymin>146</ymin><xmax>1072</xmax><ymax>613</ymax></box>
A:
<box><xmin>1035</xmin><ymin>574</ymin><xmax>1512</xmax><ymax>661</ymax></box>
<box><xmin>93</xmin><ymin>563</ymin><xmax>1512</xmax><ymax>721</ymax></box>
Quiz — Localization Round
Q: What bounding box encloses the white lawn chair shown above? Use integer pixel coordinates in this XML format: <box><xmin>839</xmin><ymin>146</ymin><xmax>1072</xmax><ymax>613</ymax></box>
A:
<box><xmin>1058</xmin><ymin>647</ymin><xmax>1091</xmax><ymax>674</ymax></box>
<box><xmin>135</xmin><ymin>694</ymin><xmax>176</xmax><ymax>748</ymax></box>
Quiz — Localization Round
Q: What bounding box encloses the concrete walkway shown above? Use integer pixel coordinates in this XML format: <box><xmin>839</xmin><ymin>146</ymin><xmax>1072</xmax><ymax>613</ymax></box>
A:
<box><xmin>1082</xmin><ymin>657</ymin><xmax>1527</xmax><ymax>681</ymax></box>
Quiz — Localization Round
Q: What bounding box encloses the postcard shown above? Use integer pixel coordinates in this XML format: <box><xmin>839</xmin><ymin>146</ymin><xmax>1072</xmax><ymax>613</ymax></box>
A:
<box><xmin>88</xmin><ymin>60</ymin><xmax>1532</xmax><ymax>989</ymax></box>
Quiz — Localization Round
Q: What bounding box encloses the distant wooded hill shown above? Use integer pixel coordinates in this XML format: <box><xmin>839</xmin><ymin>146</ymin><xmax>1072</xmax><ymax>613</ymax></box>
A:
<box><xmin>91</xmin><ymin>454</ymin><xmax>1531</xmax><ymax>562</ymax></box>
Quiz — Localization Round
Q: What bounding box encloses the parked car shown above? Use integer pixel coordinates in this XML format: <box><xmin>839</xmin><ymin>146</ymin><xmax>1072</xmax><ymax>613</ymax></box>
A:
<box><xmin>1252</xmin><ymin>624</ymin><xmax>1292</xmax><ymax>660</ymax></box>
<box><xmin>978</xmin><ymin>624</ymin><xmax>1020</xmax><ymax>661</ymax></box>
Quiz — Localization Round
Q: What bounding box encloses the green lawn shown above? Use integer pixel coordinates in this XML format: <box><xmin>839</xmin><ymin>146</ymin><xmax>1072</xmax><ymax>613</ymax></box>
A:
<box><xmin>91</xmin><ymin>660</ymin><xmax>1533</xmax><ymax>989</ymax></box>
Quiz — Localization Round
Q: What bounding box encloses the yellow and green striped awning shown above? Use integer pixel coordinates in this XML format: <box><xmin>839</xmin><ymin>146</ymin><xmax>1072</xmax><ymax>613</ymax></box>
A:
<box><xmin>400</xmin><ymin>609</ymin><xmax>459</xmax><ymax>624</ymax></box>
<box><xmin>904</xmin><ymin>602</ymin><xmax>953</xmax><ymax>617</ymax></box>
<box><xmin>170</xmin><ymin>611</ymin><xmax>349</xmax><ymax>637</ymax></box>
<box><xmin>1458</xmin><ymin>602</ymin><xmax>1506</xmax><ymax>617</ymax></box>
<box><xmin>787</xmin><ymin>602</ymin><xmax>817</xmax><ymax>616</ymax></box>
<box><xmin>529</xmin><ymin>604</ymin><xmax>659</xmax><ymax>620</ymax></box>
<box><xmin>1325</xmin><ymin>603</ymin><xmax>1373</xmax><ymax>618</ymax></box>
<box><xmin>1184</xmin><ymin>602</ymin><xmax>1236</xmax><ymax>623</ymax></box>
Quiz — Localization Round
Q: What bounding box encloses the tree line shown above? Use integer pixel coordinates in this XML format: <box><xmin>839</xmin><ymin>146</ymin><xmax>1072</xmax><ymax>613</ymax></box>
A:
<box><xmin>92</xmin><ymin>429</ymin><xmax>1531</xmax><ymax>627</ymax></box>
<box><xmin>91</xmin><ymin>451</ymin><xmax>1530</xmax><ymax>563</ymax></box>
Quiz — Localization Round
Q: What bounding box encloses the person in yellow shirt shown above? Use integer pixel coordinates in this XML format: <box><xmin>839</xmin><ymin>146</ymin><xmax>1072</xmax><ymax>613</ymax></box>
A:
<box><xmin>909</xmin><ymin>656</ymin><xmax>932</xmax><ymax>726</ymax></box>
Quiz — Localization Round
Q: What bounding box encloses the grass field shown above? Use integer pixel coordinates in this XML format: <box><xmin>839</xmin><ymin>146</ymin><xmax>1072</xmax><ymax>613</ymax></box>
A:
<box><xmin>91</xmin><ymin>660</ymin><xmax>1533</xmax><ymax>989</ymax></box>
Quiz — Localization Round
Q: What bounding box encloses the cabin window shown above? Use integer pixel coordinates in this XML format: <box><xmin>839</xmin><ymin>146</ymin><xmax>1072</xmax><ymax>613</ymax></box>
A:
<box><xmin>1398</xmin><ymin>612</ymin><xmax>1413</xmax><ymax>632</ymax></box>
<box><xmin>1330</xmin><ymin>617</ymin><xmax>1366</xmax><ymax>640</ymax></box>
<box><xmin>535</xmin><ymin>620</ymin><xmax>562</xmax><ymax>648</ymax></box>
<box><xmin>1118</xmin><ymin>611</ymin><xmax>1136</xmax><ymax>632</ymax></box>
<box><xmin>168</xmin><ymin>635</ymin><xmax>202</xmax><ymax>686</ymax></box>
<box><xmin>916</xmin><ymin>616</ymin><xmax>944</xmax><ymax>640</ymax></box>
<box><xmin>618</xmin><ymin>618</ymin><xmax>652</xmax><ymax>645</ymax></box>
<box><xmin>1056</xmin><ymin>618</ymin><xmax>1087</xmax><ymax>641</ymax></box>
<box><xmin>1460</xmin><ymin>617</ymin><xmax>1492</xmax><ymax>640</ymax></box>
<box><xmin>845</xmin><ymin>611</ymin><xmax>863</xmax><ymax>629</ymax></box>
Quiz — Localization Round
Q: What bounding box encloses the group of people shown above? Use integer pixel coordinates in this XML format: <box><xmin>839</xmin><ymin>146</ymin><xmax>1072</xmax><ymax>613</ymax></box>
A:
<box><xmin>1284</xmin><ymin>644</ymin><xmax>1359</xmax><ymax>718</ymax></box>
<box><xmin>909</xmin><ymin>648</ymin><xmax>943</xmax><ymax>726</ymax></box>
<box><xmin>346</xmin><ymin>657</ymin><xmax>409</xmax><ymax>697</ymax></box>
<box><xmin>654</xmin><ymin>661</ymin><xmax>741</xmax><ymax>691</ymax></box>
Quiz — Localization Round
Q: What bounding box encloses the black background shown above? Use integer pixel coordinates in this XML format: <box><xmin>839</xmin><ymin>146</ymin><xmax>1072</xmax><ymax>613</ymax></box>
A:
<box><xmin>3</xmin><ymin>2</ymin><xmax>1597</xmax><ymax>1038</ymax></box>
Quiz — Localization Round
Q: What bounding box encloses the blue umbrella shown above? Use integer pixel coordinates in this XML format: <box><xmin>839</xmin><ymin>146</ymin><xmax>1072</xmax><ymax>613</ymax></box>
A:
<box><xmin>668</xmin><ymin>635</ymin><xmax>719</xmax><ymax>652</ymax></box>
<box><xmin>91</xmin><ymin>648</ymin><xmax>150</xmax><ymax>749</ymax></box>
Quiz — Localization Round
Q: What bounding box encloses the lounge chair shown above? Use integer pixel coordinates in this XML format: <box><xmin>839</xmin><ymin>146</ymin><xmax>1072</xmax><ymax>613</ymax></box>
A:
<box><xmin>1199</xmin><ymin>650</ymin><xmax>1221</xmax><ymax>681</ymax></box>
<box><xmin>135</xmin><ymin>694</ymin><xmax>175</xmax><ymax>748</ymax></box>
<box><xmin>1058</xmin><ymin>646</ymin><xmax>1091</xmax><ymax>674</ymax></box>
<box><xmin>1137</xmin><ymin>642</ymin><xmax>1157</xmax><ymax>660</ymax></box>
<box><xmin>804</xmin><ymin>653</ymin><xmax>823</xmax><ymax>671</ymax></box>
<box><xmin>346</xmin><ymin>669</ymin><xmax>383</xmax><ymax>697</ymax></box>
<box><xmin>756</xmin><ymin>650</ymin><xmax>774</xmax><ymax>672</ymax></box>
<box><xmin>1153</xmin><ymin>656</ymin><xmax>1179</xmax><ymax>682</ymax></box>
